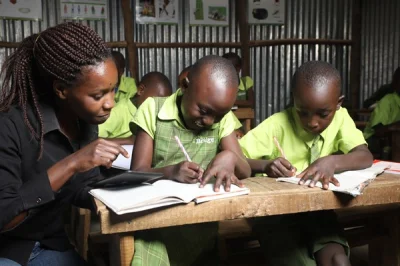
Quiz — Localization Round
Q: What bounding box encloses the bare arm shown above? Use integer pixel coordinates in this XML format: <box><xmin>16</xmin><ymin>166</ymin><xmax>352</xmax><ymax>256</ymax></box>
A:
<box><xmin>330</xmin><ymin>144</ymin><xmax>373</xmax><ymax>172</ymax></box>
<box><xmin>220</xmin><ymin>132</ymin><xmax>251</xmax><ymax>179</ymax></box>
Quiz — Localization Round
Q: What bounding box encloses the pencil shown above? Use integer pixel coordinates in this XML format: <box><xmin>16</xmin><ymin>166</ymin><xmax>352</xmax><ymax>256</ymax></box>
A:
<box><xmin>273</xmin><ymin>136</ymin><xmax>287</xmax><ymax>160</ymax></box>
<box><xmin>174</xmin><ymin>136</ymin><xmax>192</xmax><ymax>162</ymax></box>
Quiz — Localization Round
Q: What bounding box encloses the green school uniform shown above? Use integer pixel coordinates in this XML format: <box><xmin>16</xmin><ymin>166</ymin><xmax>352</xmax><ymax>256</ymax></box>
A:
<box><xmin>130</xmin><ymin>89</ymin><xmax>237</xmax><ymax>266</ymax></box>
<box><xmin>363</xmin><ymin>92</ymin><xmax>400</xmax><ymax>139</ymax></box>
<box><xmin>115</xmin><ymin>76</ymin><xmax>137</xmax><ymax>103</ymax></box>
<box><xmin>98</xmin><ymin>98</ymin><xmax>137</xmax><ymax>138</ymax></box>
<box><xmin>239</xmin><ymin>107</ymin><xmax>365</xmax><ymax>265</ymax></box>
<box><xmin>237</xmin><ymin>76</ymin><xmax>253</xmax><ymax>100</ymax></box>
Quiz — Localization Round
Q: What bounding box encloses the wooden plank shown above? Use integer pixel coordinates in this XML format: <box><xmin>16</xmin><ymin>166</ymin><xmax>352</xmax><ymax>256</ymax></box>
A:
<box><xmin>232</xmin><ymin>108</ymin><xmax>254</xmax><ymax>120</ymax></box>
<box><xmin>350</xmin><ymin>0</ymin><xmax>362</xmax><ymax>109</ymax></box>
<box><xmin>94</xmin><ymin>174</ymin><xmax>400</xmax><ymax>234</ymax></box>
<box><xmin>121</xmin><ymin>0</ymin><xmax>138</xmax><ymax>81</ymax></box>
<box><xmin>249</xmin><ymin>39</ymin><xmax>353</xmax><ymax>47</ymax></box>
<box><xmin>135</xmin><ymin>42</ymin><xmax>242</xmax><ymax>48</ymax></box>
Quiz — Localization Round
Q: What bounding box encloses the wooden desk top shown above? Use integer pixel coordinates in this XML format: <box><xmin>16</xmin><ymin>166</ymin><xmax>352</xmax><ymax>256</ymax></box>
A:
<box><xmin>93</xmin><ymin>174</ymin><xmax>400</xmax><ymax>235</ymax></box>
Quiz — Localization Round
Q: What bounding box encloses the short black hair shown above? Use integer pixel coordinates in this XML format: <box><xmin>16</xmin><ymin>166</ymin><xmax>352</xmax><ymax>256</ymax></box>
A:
<box><xmin>292</xmin><ymin>61</ymin><xmax>341</xmax><ymax>93</ymax></box>
<box><xmin>111</xmin><ymin>51</ymin><xmax>125</xmax><ymax>72</ymax></box>
<box><xmin>222</xmin><ymin>52</ymin><xmax>242</xmax><ymax>69</ymax></box>
<box><xmin>188</xmin><ymin>55</ymin><xmax>239</xmax><ymax>88</ymax></box>
<box><xmin>140</xmin><ymin>71</ymin><xmax>173</xmax><ymax>92</ymax></box>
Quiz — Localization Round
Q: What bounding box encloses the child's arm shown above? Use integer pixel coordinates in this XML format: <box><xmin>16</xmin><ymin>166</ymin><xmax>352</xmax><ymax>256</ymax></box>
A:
<box><xmin>200</xmin><ymin>132</ymin><xmax>251</xmax><ymax>192</ymax></box>
<box><xmin>247</xmin><ymin>158</ymin><xmax>296</xmax><ymax>177</ymax></box>
<box><xmin>101</xmin><ymin>136</ymin><xmax>135</xmax><ymax>145</ymax></box>
<box><xmin>298</xmin><ymin>144</ymin><xmax>373</xmax><ymax>189</ymax></box>
<box><xmin>131</xmin><ymin>128</ymin><xmax>203</xmax><ymax>183</ymax></box>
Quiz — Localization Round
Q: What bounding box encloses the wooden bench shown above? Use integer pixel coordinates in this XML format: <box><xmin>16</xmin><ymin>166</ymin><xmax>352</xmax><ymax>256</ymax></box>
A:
<box><xmin>232</xmin><ymin>107</ymin><xmax>254</xmax><ymax>133</ymax></box>
<box><xmin>91</xmin><ymin>174</ymin><xmax>400</xmax><ymax>266</ymax></box>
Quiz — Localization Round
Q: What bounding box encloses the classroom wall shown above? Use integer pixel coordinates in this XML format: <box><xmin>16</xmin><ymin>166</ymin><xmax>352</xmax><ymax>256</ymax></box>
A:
<box><xmin>360</xmin><ymin>0</ymin><xmax>400</xmax><ymax>106</ymax></box>
<box><xmin>1</xmin><ymin>0</ymin><xmax>399</xmax><ymax>124</ymax></box>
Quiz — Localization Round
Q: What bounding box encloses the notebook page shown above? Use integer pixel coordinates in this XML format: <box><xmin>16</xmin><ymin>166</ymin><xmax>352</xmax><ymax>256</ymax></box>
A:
<box><xmin>276</xmin><ymin>165</ymin><xmax>386</xmax><ymax>196</ymax></box>
<box><xmin>112</xmin><ymin>145</ymin><xmax>134</xmax><ymax>170</ymax></box>
<box><xmin>373</xmin><ymin>160</ymin><xmax>400</xmax><ymax>175</ymax></box>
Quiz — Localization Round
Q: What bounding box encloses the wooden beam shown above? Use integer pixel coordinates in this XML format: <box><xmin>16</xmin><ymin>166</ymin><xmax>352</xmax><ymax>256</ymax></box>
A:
<box><xmin>106</xmin><ymin>41</ymin><xmax>128</xmax><ymax>48</ymax></box>
<box><xmin>121</xmin><ymin>0</ymin><xmax>138</xmax><ymax>81</ymax></box>
<box><xmin>0</xmin><ymin>41</ymin><xmax>19</xmax><ymax>48</ymax></box>
<box><xmin>249</xmin><ymin>39</ymin><xmax>353</xmax><ymax>47</ymax></box>
<box><xmin>135</xmin><ymin>42</ymin><xmax>242</xmax><ymax>49</ymax></box>
<box><xmin>350</xmin><ymin>0</ymin><xmax>362</xmax><ymax>109</ymax></box>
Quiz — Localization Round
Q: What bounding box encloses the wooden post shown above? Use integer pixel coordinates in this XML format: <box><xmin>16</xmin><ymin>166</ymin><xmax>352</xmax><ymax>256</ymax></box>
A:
<box><xmin>350</xmin><ymin>0</ymin><xmax>362</xmax><ymax>109</ymax></box>
<box><xmin>236</xmin><ymin>0</ymin><xmax>254</xmax><ymax>107</ymax></box>
<box><xmin>121</xmin><ymin>0</ymin><xmax>138</xmax><ymax>81</ymax></box>
<box><xmin>109</xmin><ymin>234</ymin><xmax>135</xmax><ymax>266</ymax></box>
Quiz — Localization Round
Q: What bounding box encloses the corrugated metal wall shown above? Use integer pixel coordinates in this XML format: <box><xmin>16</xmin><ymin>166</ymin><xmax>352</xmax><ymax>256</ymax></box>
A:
<box><xmin>1</xmin><ymin>1</ymin><xmax>399</xmax><ymax>124</ymax></box>
<box><xmin>360</xmin><ymin>0</ymin><xmax>400</xmax><ymax>107</ymax></box>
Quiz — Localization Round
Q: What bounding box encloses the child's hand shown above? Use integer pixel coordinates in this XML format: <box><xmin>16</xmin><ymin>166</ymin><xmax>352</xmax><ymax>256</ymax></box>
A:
<box><xmin>264</xmin><ymin>158</ymin><xmax>296</xmax><ymax>177</ymax></box>
<box><xmin>172</xmin><ymin>161</ymin><xmax>204</xmax><ymax>184</ymax></box>
<box><xmin>297</xmin><ymin>157</ymin><xmax>340</xmax><ymax>189</ymax></box>
<box><xmin>200</xmin><ymin>150</ymin><xmax>244</xmax><ymax>192</ymax></box>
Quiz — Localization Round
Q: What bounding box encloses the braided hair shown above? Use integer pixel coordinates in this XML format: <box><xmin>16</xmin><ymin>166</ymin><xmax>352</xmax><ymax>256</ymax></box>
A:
<box><xmin>0</xmin><ymin>22</ymin><xmax>111</xmax><ymax>158</ymax></box>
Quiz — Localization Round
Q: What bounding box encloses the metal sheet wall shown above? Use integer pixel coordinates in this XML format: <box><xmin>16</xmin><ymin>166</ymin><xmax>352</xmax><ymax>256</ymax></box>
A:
<box><xmin>360</xmin><ymin>0</ymin><xmax>400</xmax><ymax>107</ymax></box>
<box><xmin>3</xmin><ymin>1</ymin><xmax>398</xmax><ymax>124</ymax></box>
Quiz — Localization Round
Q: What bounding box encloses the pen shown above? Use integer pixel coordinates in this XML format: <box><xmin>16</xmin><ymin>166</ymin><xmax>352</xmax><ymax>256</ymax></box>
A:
<box><xmin>273</xmin><ymin>136</ymin><xmax>287</xmax><ymax>160</ymax></box>
<box><xmin>174</xmin><ymin>135</ymin><xmax>192</xmax><ymax>162</ymax></box>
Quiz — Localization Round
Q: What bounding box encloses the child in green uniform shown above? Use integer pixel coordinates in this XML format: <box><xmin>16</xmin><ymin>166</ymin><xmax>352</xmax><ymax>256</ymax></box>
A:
<box><xmin>112</xmin><ymin>51</ymin><xmax>137</xmax><ymax>103</ymax></box>
<box><xmin>99</xmin><ymin>71</ymin><xmax>172</xmax><ymax>144</ymax></box>
<box><xmin>130</xmin><ymin>55</ymin><xmax>251</xmax><ymax>266</ymax></box>
<box><xmin>222</xmin><ymin>52</ymin><xmax>253</xmax><ymax>100</ymax></box>
<box><xmin>239</xmin><ymin>61</ymin><xmax>373</xmax><ymax>266</ymax></box>
<box><xmin>363</xmin><ymin>67</ymin><xmax>400</xmax><ymax>156</ymax></box>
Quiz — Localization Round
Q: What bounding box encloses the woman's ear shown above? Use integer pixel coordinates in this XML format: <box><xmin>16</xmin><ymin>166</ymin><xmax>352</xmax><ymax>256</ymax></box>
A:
<box><xmin>337</xmin><ymin>95</ymin><xmax>345</xmax><ymax>110</ymax></box>
<box><xmin>53</xmin><ymin>80</ymin><xmax>68</xmax><ymax>100</ymax></box>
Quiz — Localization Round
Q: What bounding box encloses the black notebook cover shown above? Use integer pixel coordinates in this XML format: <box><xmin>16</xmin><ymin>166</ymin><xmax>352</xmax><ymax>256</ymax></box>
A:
<box><xmin>94</xmin><ymin>171</ymin><xmax>163</xmax><ymax>188</ymax></box>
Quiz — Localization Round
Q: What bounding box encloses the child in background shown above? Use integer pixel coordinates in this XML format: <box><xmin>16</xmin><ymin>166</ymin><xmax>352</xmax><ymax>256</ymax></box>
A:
<box><xmin>363</xmin><ymin>67</ymin><xmax>400</xmax><ymax>157</ymax></box>
<box><xmin>363</xmin><ymin>67</ymin><xmax>400</xmax><ymax>109</ymax></box>
<box><xmin>130</xmin><ymin>55</ymin><xmax>251</xmax><ymax>266</ymax></box>
<box><xmin>222</xmin><ymin>52</ymin><xmax>253</xmax><ymax>100</ymax></box>
<box><xmin>99</xmin><ymin>71</ymin><xmax>172</xmax><ymax>145</ymax></box>
<box><xmin>239</xmin><ymin>61</ymin><xmax>373</xmax><ymax>266</ymax></box>
<box><xmin>178</xmin><ymin>64</ymin><xmax>244</xmax><ymax>139</ymax></box>
<box><xmin>112</xmin><ymin>51</ymin><xmax>137</xmax><ymax>103</ymax></box>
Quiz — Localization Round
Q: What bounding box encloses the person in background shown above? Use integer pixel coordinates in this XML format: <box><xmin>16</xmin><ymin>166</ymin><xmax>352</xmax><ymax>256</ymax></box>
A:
<box><xmin>99</xmin><ymin>71</ymin><xmax>173</xmax><ymax>145</ymax></box>
<box><xmin>112</xmin><ymin>51</ymin><xmax>137</xmax><ymax>103</ymax></box>
<box><xmin>0</xmin><ymin>22</ymin><xmax>128</xmax><ymax>266</ymax></box>
<box><xmin>363</xmin><ymin>67</ymin><xmax>400</xmax><ymax>109</ymax></box>
<box><xmin>222</xmin><ymin>52</ymin><xmax>254</xmax><ymax>101</ymax></box>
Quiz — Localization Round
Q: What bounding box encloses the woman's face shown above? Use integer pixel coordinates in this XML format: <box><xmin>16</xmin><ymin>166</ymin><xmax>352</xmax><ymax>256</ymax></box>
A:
<box><xmin>59</xmin><ymin>58</ymin><xmax>119</xmax><ymax>124</ymax></box>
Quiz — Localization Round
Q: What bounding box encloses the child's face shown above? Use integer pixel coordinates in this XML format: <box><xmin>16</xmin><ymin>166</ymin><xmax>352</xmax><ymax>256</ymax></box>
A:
<box><xmin>293</xmin><ymin>80</ymin><xmax>343</xmax><ymax>135</ymax></box>
<box><xmin>180</xmin><ymin>71</ymin><xmax>236</xmax><ymax>131</ymax></box>
<box><xmin>57</xmin><ymin>58</ymin><xmax>118</xmax><ymax>124</ymax></box>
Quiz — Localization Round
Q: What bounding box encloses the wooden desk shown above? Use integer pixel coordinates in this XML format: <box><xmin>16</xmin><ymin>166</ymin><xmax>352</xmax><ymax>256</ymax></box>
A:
<box><xmin>92</xmin><ymin>174</ymin><xmax>400</xmax><ymax>266</ymax></box>
<box><xmin>232</xmin><ymin>108</ymin><xmax>254</xmax><ymax>133</ymax></box>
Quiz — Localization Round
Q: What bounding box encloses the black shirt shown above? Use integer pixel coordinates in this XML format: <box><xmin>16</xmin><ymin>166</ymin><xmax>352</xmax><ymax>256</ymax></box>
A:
<box><xmin>0</xmin><ymin>103</ymin><xmax>102</xmax><ymax>265</ymax></box>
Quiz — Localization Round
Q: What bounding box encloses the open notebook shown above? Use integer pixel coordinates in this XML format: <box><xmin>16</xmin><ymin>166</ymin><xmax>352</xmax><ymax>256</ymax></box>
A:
<box><xmin>90</xmin><ymin>180</ymin><xmax>250</xmax><ymax>215</ymax></box>
<box><xmin>276</xmin><ymin>164</ymin><xmax>387</xmax><ymax>197</ymax></box>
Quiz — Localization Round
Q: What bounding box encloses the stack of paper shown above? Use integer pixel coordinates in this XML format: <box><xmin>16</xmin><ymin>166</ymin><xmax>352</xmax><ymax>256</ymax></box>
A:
<box><xmin>373</xmin><ymin>160</ymin><xmax>400</xmax><ymax>175</ymax></box>
<box><xmin>90</xmin><ymin>180</ymin><xmax>250</xmax><ymax>215</ymax></box>
<box><xmin>276</xmin><ymin>164</ymin><xmax>387</xmax><ymax>196</ymax></box>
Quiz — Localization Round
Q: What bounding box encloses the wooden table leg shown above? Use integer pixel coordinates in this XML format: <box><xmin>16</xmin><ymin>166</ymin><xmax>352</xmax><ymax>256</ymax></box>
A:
<box><xmin>369</xmin><ymin>211</ymin><xmax>400</xmax><ymax>265</ymax></box>
<box><xmin>109</xmin><ymin>234</ymin><xmax>134</xmax><ymax>266</ymax></box>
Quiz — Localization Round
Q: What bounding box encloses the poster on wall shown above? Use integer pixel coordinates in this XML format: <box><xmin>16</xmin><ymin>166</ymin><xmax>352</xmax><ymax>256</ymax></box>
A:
<box><xmin>0</xmin><ymin>0</ymin><xmax>42</xmax><ymax>20</ymax></box>
<box><xmin>136</xmin><ymin>0</ymin><xmax>179</xmax><ymax>24</ymax></box>
<box><xmin>248</xmin><ymin>0</ymin><xmax>285</xmax><ymax>25</ymax></box>
<box><xmin>60</xmin><ymin>0</ymin><xmax>108</xmax><ymax>20</ymax></box>
<box><xmin>189</xmin><ymin>0</ymin><xmax>229</xmax><ymax>26</ymax></box>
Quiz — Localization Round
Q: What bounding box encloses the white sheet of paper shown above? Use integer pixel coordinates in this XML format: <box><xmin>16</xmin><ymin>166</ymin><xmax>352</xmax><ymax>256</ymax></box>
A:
<box><xmin>276</xmin><ymin>165</ymin><xmax>386</xmax><ymax>196</ymax></box>
<box><xmin>373</xmin><ymin>160</ymin><xmax>400</xmax><ymax>175</ymax></box>
<box><xmin>112</xmin><ymin>145</ymin><xmax>133</xmax><ymax>170</ymax></box>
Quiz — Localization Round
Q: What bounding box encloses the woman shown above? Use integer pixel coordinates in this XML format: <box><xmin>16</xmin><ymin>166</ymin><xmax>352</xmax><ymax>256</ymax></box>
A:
<box><xmin>0</xmin><ymin>22</ymin><xmax>128</xmax><ymax>266</ymax></box>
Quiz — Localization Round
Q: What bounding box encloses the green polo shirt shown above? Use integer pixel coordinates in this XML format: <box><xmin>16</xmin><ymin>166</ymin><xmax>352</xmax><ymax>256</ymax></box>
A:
<box><xmin>131</xmin><ymin>89</ymin><xmax>238</xmax><ymax>140</ymax></box>
<box><xmin>239</xmin><ymin>107</ymin><xmax>366</xmax><ymax>172</ymax></box>
<box><xmin>238</xmin><ymin>76</ymin><xmax>253</xmax><ymax>91</ymax></box>
<box><xmin>98</xmin><ymin>98</ymin><xmax>137</xmax><ymax>138</ymax></box>
<box><xmin>363</xmin><ymin>92</ymin><xmax>400</xmax><ymax>139</ymax></box>
<box><xmin>114</xmin><ymin>76</ymin><xmax>137</xmax><ymax>103</ymax></box>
